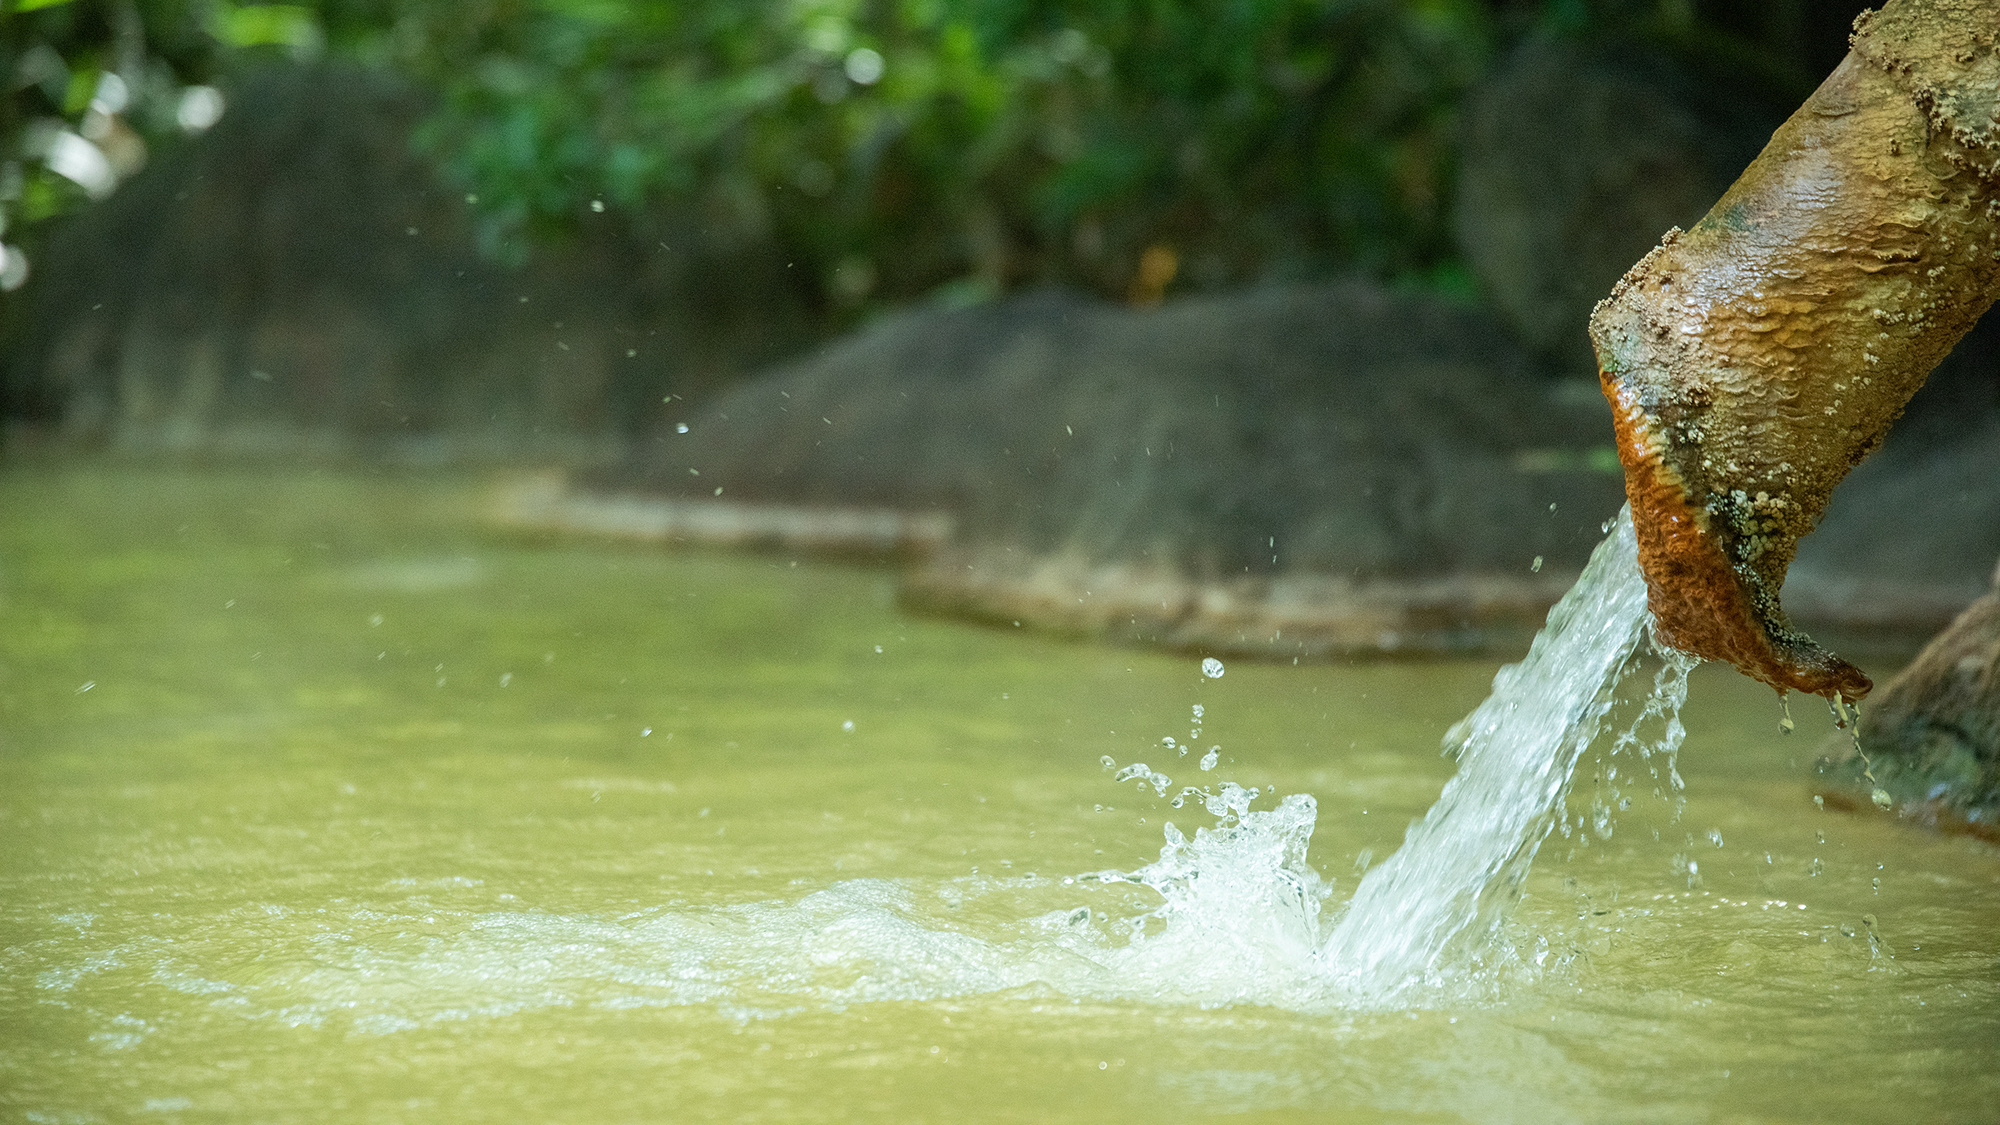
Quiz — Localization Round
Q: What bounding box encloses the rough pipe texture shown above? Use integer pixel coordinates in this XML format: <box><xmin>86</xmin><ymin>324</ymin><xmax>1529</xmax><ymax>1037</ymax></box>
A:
<box><xmin>1590</xmin><ymin>0</ymin><xmax>2000</xmax><ymax>699</ymax></box>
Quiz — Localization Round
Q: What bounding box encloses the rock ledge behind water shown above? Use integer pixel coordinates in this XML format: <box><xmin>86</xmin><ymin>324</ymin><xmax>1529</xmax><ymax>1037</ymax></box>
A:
<box><xmin>555</xmin><ymin>283</ymin><xmax>1631</xmax><ymax>657</ymax></box>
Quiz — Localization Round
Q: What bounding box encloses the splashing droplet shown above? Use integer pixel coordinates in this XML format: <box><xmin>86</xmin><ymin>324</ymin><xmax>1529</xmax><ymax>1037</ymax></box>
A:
<box><xmin>1114</xmin><ymin>763</ymin><xmax>1174</xmax><ymax>797</ymax></box>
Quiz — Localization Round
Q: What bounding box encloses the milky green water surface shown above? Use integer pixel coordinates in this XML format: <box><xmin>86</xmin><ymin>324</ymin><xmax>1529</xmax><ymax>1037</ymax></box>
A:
<box><xmin>2</xmin><ymin>465</ymin><xmax>1995</xmax><ymax>1123</ymax></box>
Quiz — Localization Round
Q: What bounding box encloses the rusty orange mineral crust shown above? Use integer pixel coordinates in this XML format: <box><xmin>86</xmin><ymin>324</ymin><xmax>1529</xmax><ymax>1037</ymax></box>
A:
<box><xmin>1590</xmin><ymin>0</ymin><xmax>2000</xmax><ymax>699</ymax></box>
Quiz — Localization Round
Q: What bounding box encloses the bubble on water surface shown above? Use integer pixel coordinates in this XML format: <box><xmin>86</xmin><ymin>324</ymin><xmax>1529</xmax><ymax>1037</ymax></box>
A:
<box><xmin>1201</xmin><ymin>658</ymin><xmax>1225</xmax><ymax>679</ymax></box>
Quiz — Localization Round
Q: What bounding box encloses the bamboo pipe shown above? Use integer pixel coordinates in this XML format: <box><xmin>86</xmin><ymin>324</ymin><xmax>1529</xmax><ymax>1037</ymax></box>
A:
<box><xmin>1590</xmin><ymin>0</ymin><xmax>2000</xmax><ymax>700</ymax></box>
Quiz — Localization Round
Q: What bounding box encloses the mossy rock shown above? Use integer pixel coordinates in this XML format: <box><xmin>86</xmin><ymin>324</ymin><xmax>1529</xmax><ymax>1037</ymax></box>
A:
<box><xmin>1820</xmin><ymin>565</ymin><xmax>2000</xmax><ymax>840</ymax></box>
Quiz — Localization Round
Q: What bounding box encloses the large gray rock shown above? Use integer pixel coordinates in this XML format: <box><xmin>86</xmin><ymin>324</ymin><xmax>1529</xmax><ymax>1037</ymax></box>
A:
<box><xmin>1787</xmin><ymin>424</ymin><xmax>2000</xmax><ymax>638</ymax></box>
<box><xmin>566</xmin><ymin>283</ymin><xmax>1631</xmax><ymax>656</ymax></box>
<box><xmin>2</xmin><ymin>64</ymin><xmax>811</xmax><ymax>462</ymax></box>
<box><xmin>1454</xmin><ymin>33</ymin><xmax>1789</xmax><ymax>376</ymax></box>
<box><xmin>510</xmin><ymin>274</ymin><xmax>1999</xmax><ymax>659</ymax></box>
<box><xmin>1782</xmin><ymin>309</ymin><xmax>2000</xmax><ymax>640</ymax></box>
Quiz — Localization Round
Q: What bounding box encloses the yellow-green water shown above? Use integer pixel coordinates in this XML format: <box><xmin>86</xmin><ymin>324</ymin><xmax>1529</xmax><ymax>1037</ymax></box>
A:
<box><xmin>2</xmin><ymin>465</ymin><xmax>1995</xmax><ymax>1122</ymax></box>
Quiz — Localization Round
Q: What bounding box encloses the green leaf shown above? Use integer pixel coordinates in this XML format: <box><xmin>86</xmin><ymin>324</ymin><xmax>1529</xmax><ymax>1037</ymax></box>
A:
<box><xmin>62</xmin><ymin>65</ymin><xmax>99</xmax><ymax>115</ymax></box>
<box><xmin>214</xmin><ymin>3</ymin><xmax>323</xmax><ymax>50</ymax></box>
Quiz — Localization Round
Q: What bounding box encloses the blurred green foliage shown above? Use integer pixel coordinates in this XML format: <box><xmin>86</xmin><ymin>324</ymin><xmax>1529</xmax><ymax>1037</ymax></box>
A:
<box><xmin>5</xmin><ymin>0</ymin><xmax>1859</xmax><ymax>309</ymax></box>
<box><xmin>326</xmin><ymin>0</ymin><xmax>1493</xmax><ymax>307</ymax></box>
<box><xmin>1</xmin><ymin>0</ymin><xmax>316</xmax><ymax>286</ymax></box>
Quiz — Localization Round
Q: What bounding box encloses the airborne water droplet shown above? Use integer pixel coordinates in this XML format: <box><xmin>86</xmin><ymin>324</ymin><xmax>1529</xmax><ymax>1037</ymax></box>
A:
<box><xmin>1201</xmin><ymin>658</ymin><xmax>1224</xmax><ymax>679</ymax></box>
<box><xmin>1114</xmin><ymin>762</ymin><xmax>1173</xmax><ymax>796</ymax></box>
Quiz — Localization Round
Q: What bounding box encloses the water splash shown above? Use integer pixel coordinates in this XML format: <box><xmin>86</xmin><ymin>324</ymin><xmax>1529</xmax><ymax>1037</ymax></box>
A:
<box><xmin>1317</xmin><ymin>506</ymin><xmax>1694</xmax><ymax>1003</ymax></box>
<box><xmin>1070</xmin><ymin>515</ymin><xmax>1692</xmax><ymax>1007</ymax></box>
<box><xmin>55</xmin><ymin>509</ymin><xmax>1701</xmax><ymax>1028</ymax></box>
<box><xmin>1067</xmin><ymin>782</ymin><xmax>1336</xmax><ymax>1005</ymax></box>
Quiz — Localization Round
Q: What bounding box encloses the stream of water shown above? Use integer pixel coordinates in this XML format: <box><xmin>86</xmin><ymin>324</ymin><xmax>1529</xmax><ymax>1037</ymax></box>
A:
<box><xmin>1082</xmin><ymin>507</ymin><xmax>1693</xmax><ymax>1009</ymax></box>
<box><xmin>1320</xmin><ymin>507</ymin><xmax>1694</xmax><ymax>999</ymax></box>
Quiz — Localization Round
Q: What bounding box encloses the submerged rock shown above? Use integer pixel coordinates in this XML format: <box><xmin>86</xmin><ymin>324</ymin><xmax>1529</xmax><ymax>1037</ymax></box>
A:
<box><xmin>565</xmin><ymin>283</ymin><xmax>1630</xmax><ymax>657</ymax></box>
<box><xmin>1820</xmin><ymin>562</ymin><xmax>2000</xmax><ymax>841</ymax></box>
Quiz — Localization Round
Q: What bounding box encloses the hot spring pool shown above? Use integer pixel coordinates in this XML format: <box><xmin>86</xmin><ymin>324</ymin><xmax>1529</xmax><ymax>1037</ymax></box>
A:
<box><xmin>2</xmin><ymin>465</ymin><xmax>1994</xmax><ymax>1122</ymax></box>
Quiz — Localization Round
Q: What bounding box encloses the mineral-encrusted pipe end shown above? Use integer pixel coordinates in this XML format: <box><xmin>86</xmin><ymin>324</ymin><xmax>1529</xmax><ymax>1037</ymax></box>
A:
<box><xmin>1601</xmin><ymin>368</ymin><xmax>1873</xmax><ymax>701</ymax></box>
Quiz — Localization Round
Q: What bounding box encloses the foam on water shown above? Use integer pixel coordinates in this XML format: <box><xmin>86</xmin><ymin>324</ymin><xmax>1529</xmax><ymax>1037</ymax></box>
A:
<box><xmin>42</xmin><ymin>509</ymin><xmax>1695</xmax><ymax>1027</ymax></box>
